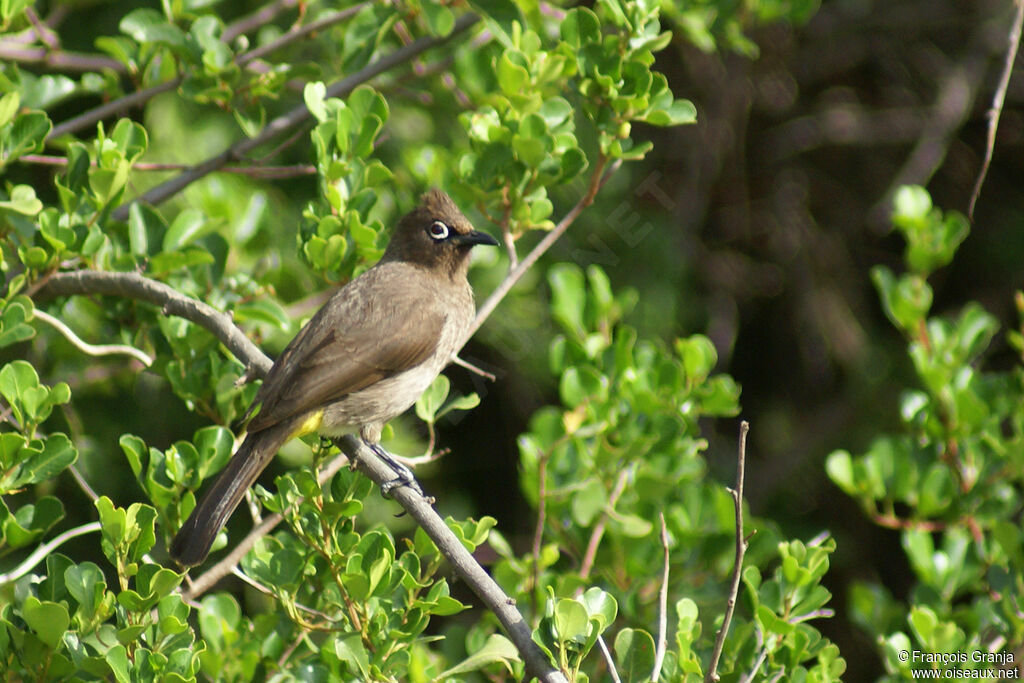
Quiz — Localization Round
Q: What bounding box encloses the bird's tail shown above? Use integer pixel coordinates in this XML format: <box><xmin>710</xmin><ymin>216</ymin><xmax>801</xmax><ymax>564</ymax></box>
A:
<box><xmin>170</xmin><ymin>419</ymin><xmax>296</xmax><ymax>567</ymax></box>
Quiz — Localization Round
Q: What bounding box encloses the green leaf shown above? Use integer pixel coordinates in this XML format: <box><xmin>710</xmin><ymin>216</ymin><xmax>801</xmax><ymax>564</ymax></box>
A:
<box><xmin>163</xmin><ymin>208</ymin><xmax>208</xmax><ymax>251</ymax></box>
<box><xmin>0</xmin><ymin>91</ymin><xmax>19</xmax><ymax>127</ymax></box>
<box><xmin>415</xmin><ymin>374</ymin><xmax>450</xmax><ymax>422</ymax></box>
<box><xmin>578</xmin><ymin>587</ymin><xmax>618</xmax><ymax>629</ymax></box>
<box><xmin>0</xmin><ymin>298</ymin><xmax>35</xmax><ymax>348</ymax></box>
<box><xmin>332</xmin><ymin>632</ymin><xmax>371</xmax><ymax>679</ymax></box>
<box><xmin>304</xmin><ymin>82</ymin><xmax>328</xmax><ymax>123</ymax></box>
<box><xmin>22</xmin><ymin>595</ymin><xmax>71</xmax><ymax>648</ymax></box>
<box><xmin>614</xmin><ymin>627</ymin><xmax>656</xmax><ymax>682</ymax></box>
<box><xmin>65</xmin><ymin>562</ymin><xmax>108</xmax><ymax>615</ymax></box>
<box><xmin>198</xmin><ymin>593</ymin><xmax>241</xmax><ymax>653</ymax></box>
<box><xmin>2</xmin><ymin>111</ymin><xmax>51</xmax><ymax>163</ymax></box>
<box><xmin>825</xmin><ymin>450</ymin><xmax>856</xmax><ymax>495</ymax></box>
<box><xmin>561</xmin><ymin>7</ymin><xmax>601</xmax><ymax>48</ymax></box>
<box><xmin>892</xmin><ymin>185</ymin><xmax>932</xmax><ymax>223</ymax></box>
<box><xmin>548</xmin><ymin>263</ymin><xmax>586</xmax><ymax>336</ymax></box>
<box><xmin>552</xmin><ymin>598</ymin><xmax>589</xmax><ymax>645</ymax></box>
<box><xmin>0</xmin><ymin>184</ymin><xmax>43</xmax><ymax>215</ymax></box>
<box><xmin>120</xmin><ymin>8</ymin><xmax>186</xmax><ymax>47</ymax></box>
<box><xmin>496</xmin><ymin>52</ymin><xmax>530</xmax><ymax>95</ymax></box>
<box><xmin>643</xmin><ymin>98</ymin><xmax>697</xmax><ymax>126</ymax></box>
<box><xmin>435</xmin><ymin>634</ymin><xmax>517</xmax><ymax>677</ymax></box>
<box><xmin>571</xmin><ymin>477</ymin><xmax>607</xmax><ymax>526</ymax></box>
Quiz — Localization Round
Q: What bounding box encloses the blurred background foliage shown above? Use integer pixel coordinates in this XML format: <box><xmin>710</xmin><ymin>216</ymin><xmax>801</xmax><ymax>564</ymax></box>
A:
<box><xmin>1</xmin><ymin>0</ymin><xmax>1023</xmax><ymax>680</ymax></box>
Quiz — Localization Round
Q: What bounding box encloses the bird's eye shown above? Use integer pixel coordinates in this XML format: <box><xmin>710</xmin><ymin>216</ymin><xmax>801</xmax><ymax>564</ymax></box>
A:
<box><xmin>427</xmin><ymin>221</ymin><xmax>450</xmax><ymax>241</ymax></box>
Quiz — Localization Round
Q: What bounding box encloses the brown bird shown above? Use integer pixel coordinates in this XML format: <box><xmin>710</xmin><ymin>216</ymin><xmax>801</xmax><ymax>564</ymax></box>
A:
<box><xmin>170</xmin><ymin>189</ymin><xmax>497</xmax><ymax>567</ymax></box>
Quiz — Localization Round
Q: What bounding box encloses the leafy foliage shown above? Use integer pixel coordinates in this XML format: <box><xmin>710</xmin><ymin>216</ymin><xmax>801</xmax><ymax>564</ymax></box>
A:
<box><xmin>827</xmin><ymin>186</ymin><xmax>1024</xmax><ymax>680</ymax></box>
<box><xmin>0</xmin><ymin>0</ymin><xmax>846</xmax><ymax>681</ymax></box>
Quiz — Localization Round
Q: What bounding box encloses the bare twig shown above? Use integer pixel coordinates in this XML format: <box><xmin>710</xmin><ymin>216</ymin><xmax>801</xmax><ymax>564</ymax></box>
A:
<box><xmin>222</xmin><ymin>0</ymin><xmax>300</xmax><ymax>43</ymax></box>
<box><xmin>578</xmin><ymin>466</ymin><xmax>630</xmax><ymax>580</ymax></box>
<box><xmin>705</xmin><ymin>421</ymin><xmax>750</xmax><ymax>683</ymax></box>
<box><xmin>0</xmin><ymin>42</ymin><xmax>124</xmax><ymax>73</ymax></box>
<box><xmin>597</xmin><ymin>635</ymin><xmax>623</xmax><ymax>683</ymax></box>
<box><xmin>968</xmin><ymin>0</ymin><xmax>1024</xmax><ymax>219</ymax></box>
<box><xmin>530</xmin><ymin>449</ymin><xmax>550</xmax><ymax>613</ymax></box>
<box><xmin>24</xmin><ymin>7</ymin><xmax>59</xmax><ymax>50</ymax></box>
<box><xmin>33</xmin><ymin>308</ymin><xmax>153</xmax><ymax>367</ymax></box>
<box><xmin>20</xmin><ymin>154</ymin><xmax>316</xmax><ymax>179</ymax></box>
<box><xmin>235</xmin><ymin>2</ymin><xmax>370</xmax><ymax>67</ymax></box>
<box><xmin>449</xmin><ymin>354</ymin><xmax>496</xmax><ymax>381</ymax></box>
<box><xmin>0</xmin><ymin>522</ymin><xmax>102</xmax><ymax>585</ymax></box>
<box><xmin>651</xmin><ymin>513</ymin><xmax>670</xmax><ymax>682</ymax></box>
<box><xmin>69</xmin><ymin>465</ymin><xmax>100</xmax><ymax>502</ymax></box>
<box><xmin>49</xmin><ymin>78</ymin><xmax>184</xmax><ymax>140</ymax></box>
<box><xmin>111</xmin><ymin>13</ymin><xmax>481</xmax><ymax>222</ymax></box>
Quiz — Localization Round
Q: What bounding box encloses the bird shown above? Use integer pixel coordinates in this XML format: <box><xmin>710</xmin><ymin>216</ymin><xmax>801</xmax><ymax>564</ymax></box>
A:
<box><xmin>169</xmin><ymin>189</ymin><xmax>498</xmax><ymax>567</ymax></box>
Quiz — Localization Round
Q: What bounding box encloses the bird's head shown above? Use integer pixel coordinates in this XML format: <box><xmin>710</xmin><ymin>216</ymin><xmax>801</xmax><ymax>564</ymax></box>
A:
<box><xmin>383</xmin><ymin>189</ymin><xmax>498</xmax><ymax>278</ymax></box>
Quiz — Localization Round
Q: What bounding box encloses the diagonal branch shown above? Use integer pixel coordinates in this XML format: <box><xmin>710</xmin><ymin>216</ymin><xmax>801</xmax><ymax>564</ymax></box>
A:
<box><xmin>705</xmin><ymin>421</ymin><xmax>750</xmax><ymax>683</ymax></box>
<box><xmin>968</xmin><ymin>0</ymin><xmax>1024</xmax><ymax>219</ymax></box>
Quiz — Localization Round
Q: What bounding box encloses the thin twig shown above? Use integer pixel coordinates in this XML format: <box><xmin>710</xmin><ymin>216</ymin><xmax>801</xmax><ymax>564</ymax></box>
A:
<box><xmin>968</xmin><ymin>0</ymin><xmax>1024</xmax><ymax>219</ymax></box>
<box><xmin>530</xmin><ymin>450</ymin><xmax>550</xmax><ymax>614</ymax></box>
<box><xmin>236</xmin><ymin>3</ymin><xmax>370</xmax><ymax>67</ymax></box>
<box><xmin>449</xmin><ymin>354</ymin><xmax>496</xmax><ymax>381</ymax></box>
<box><xmin>705</xmin><ymin>421</ymin><xmax>750</xmax><ymax>683</ymax></box>
<box><xmin>33</xmin><ymin>308</ymin><xmax>153</xmax><ymax>367</ymax></box>
<box><xmin>0</xmin><ymin>42</ymin><xmax>124</xmax><ymax>73</ymax></box>
<box><xmin>20</xmin><ymin>154</ymin><xmax>316</xmax><ymax>178</ymax></box>
<box><xmin>24</xmin><ymin>7</ymin><xmax>59</xmax><ymax>50</ymax></box>
<box><xmin>0</xmin><ymin>522</ymin><xmax>102</xmax><ymax>585</ymax></box>
<box><xmin>222</xmin><ymin>0</ymin><xmax>300</xmax><ymax>43</ymax></box>
<box><xmin>651</xmin><ymin>513</ymin><xmax>670</xmax><ymax>682</ymax></box>
<box><xmin>597</xmin><ymin>635</ymin><xmax>623</xmax><ymax>683</ymax></box>
<box><xmin>578</xmin><ymin>466</ymin><xmax>630</xmax><ymax>580</ymax></box>
<box><xmin>111</xmin><ymin>14</ymin><xmax>481</xmax><ymax>221</ymax></box>
<box><xmin>69</xmin><ymin>465</ymin><xmax>100</xmax><ymax>502</ymax></box>
<box><xmin>49</xmin><ymin>78</ymin><xmax>183</xmax><ymax>140</ymax></box>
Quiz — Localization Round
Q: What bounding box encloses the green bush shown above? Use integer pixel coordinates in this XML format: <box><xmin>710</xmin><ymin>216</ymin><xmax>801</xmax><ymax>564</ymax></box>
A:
<box><xmin>2</xmin><ymin>1</ymin><xmax>845</xmax><ymax>680</ymax></box>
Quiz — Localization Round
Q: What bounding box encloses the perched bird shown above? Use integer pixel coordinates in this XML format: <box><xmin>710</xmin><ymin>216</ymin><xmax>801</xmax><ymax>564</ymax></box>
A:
<box><xmin>170</xmin><ymin>189</ymin><xmax>498</xmax><ymax>567</ymax></box>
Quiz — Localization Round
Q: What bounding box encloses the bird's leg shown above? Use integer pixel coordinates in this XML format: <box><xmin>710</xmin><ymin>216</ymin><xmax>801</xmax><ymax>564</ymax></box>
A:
<box><xmin>365</xmin><ymin>440</ymin><xmax>425</xmax><ymax>498</ymax></box>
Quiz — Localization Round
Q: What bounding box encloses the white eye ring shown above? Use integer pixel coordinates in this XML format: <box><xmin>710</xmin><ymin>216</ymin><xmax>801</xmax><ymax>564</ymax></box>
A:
<box><xmin>428</xmin><ymin>221</ymin><xmax>450</xmax><ymax>240</ymax></box>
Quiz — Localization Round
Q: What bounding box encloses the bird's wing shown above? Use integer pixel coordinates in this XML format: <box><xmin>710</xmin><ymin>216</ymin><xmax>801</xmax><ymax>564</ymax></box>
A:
<box><xmin>245</xmin><ymin>267</ymin><xmax>445</xmax><ymax>432</ymax></box>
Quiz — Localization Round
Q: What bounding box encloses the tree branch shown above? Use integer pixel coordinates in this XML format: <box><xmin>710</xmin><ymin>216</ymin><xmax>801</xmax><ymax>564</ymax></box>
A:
<box><xmin>49</xmin><ymin>78</ymin><xmax>184</xmax><ymax>140</ymax></box>
<box><xmin>968</xmin><ymin>0</ymin><xmax>1024</xmax><ymax>219</ymax></box>
<box><xmin>705</xmin><ymin>420</ymin><xmax>750</xmax><ymax>683</ymax></box>
<box><xmin>0</xmin><ymin>42</ymin><xmax>124</xmax><ymax>73</ymax></box>
<box><xmin>33</xmin><ymin>270</ymin><xmax>271</xmax><ymax>377</ymax></box>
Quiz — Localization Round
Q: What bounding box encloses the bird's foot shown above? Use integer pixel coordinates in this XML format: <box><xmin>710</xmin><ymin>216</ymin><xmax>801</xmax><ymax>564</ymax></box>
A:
<box><xmin>366</xmin><ymin>441</ymin><xmax>425</xmax><ymax>498</ymax></box>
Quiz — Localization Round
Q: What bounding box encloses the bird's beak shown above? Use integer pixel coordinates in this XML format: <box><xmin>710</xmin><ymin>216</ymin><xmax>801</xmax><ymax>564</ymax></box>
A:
<box><xmin>453</xmin><ymin>230</ymin><xmax>499</xmax><ymax>247</ymax></box>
